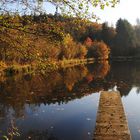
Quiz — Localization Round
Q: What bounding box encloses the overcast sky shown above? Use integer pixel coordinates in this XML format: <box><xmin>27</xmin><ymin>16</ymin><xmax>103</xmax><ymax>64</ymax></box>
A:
<box><xmin>95</xmin><ymin>0</ymin><xmax>140</xmax><ymax>25</ymax></box>
<box><xmin>44</xmin><ymin>0</ymin><xmax>140</xmax><ymax>26</ymax></box>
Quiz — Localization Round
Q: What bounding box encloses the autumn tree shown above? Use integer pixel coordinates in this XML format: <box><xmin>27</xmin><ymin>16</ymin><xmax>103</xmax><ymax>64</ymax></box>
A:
<box><xmin>87</xmin><ymin>41</ymin><xmax>110</xmax><ymax>59</ymax></box>
<box><xmin>0</xmin><ymin>0</ymin><xmax>119</xmax><ymax>65</ymax></box>
<box><xmin>76</xmin><ymin>43</ymin><xmax>87</xmax><ymax>59</ymax></box>
<box><xmin>83</xmin><ymin>23</ymin><xmax>102</xmax><ymax>41</ymax></box>
<box><xmin>0</xmin><ymin>0</ymin><xmax>119</xmax><ymax>40</ymax></box>
<box><xmin>84</xmin><ymin>37</ymin><xmax>94</xmax><ymax>48</ymax></box>
<box><xmin>0</xmin><ymin>0</ymin><xmax>119</xmax><ymax>19</ymax></box>
<box><xmin>60</xmin><ymin>34</ymin><xmax>77</xmax><ymax>59</ymax></box>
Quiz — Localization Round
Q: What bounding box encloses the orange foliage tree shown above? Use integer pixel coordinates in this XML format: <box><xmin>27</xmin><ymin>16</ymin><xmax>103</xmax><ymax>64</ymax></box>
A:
<box><xmin>87</xmin><ymin>41</ymin><xmax>110</xmax><ymax>59</ymax></box>
<box><xmin>84</xmin><ymin>37</ymin><xmax>94</xmax><ymax>48</ymax></box>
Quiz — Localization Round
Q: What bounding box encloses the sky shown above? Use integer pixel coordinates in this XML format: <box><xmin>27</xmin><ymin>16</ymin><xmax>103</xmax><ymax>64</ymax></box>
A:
<box><xmin>44</xmin><ymin>0</ymin><xmax>140</xmax><ymax>26</ymax></box>
<box><xmin>94</xmin><ymin>0</ymin><xmax>140</xmax><ymax>26</ymax></box>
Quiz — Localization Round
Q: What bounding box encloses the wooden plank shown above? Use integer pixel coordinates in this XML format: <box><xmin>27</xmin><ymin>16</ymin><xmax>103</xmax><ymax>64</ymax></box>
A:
<box><xmin>94</xmin><ymin>91</ymin><xmax>131</xmax><ymax>140</ymax></box>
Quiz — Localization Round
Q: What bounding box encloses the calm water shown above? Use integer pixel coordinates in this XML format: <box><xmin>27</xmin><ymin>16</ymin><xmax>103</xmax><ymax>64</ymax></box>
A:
<box><xmin>0</xmin><ymin>61</ymin><xmax>140</xmax><ymax>140</ymax></box>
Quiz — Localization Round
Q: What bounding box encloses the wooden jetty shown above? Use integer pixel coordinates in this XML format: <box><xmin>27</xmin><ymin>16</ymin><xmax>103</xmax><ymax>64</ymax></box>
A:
<box><xmin>94</xmin><ymin>91</ymin><xmax>131</xmax><ymax>140</ymax></box>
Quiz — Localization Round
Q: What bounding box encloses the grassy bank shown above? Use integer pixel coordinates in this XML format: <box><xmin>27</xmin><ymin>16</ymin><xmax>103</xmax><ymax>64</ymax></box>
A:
<box><xmin>0</xmin><ymin>58</ymin><xmax>94</xmax><ymax>76</ymax></box>
<box><xmin>59</xmin><ymin>58</ymin><xmax>94</xmax><ymax>68</ymax></box>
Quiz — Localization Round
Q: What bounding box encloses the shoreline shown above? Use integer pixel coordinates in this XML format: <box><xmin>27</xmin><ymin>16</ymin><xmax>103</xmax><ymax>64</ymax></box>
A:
<box><xmin>110</xmin><ymin>56</ymin><xmax>140</xmax><ymax>61</ymax></box>
<box><xmin>0</xmin><ymin>58</ymin><xmax>94</xmax><ymax>76</ymax></box>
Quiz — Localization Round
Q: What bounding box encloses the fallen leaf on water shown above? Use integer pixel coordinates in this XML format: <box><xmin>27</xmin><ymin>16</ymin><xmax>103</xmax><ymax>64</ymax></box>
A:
<box><xmin>86</xmin><ymin>118</ymin><xmax>91</xmax><ymax>121</ymax></box>
<box><xmin>28</xmin><ymin>136</ymin><xmax>31</xmax><ymax>139</ymax></box>
<box><xmin>56</xmin><ymin>108</ymin><xmax>64</xmax><ymax>111</ymax></box>
<box><xmin>88</xmin><ymin>132</ymin><xmax>91</xmax><ymax>135</ymax></box>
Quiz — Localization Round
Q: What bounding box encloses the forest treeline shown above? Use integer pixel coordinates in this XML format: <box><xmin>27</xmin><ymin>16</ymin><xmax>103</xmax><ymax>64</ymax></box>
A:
<box><xmin>0</xmin><ymin>13</ymin><xmax>140</xmax><ymax>68</ymax></box>
<box><xmin>0</xmin><ymin>13</ymin><xmax>109</xmax><ymax>65</ymax></box>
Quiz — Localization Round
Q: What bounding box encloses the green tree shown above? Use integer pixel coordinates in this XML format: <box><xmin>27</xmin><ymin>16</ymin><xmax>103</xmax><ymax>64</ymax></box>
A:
<box><xmin>134</xmin><ymin>19</ymin><xmax>140</xmax><ymax>47</ymax></box>
<box><xmin>101</xmin><ymin>22</ymin><xmax>116</xmax><ymax>45</ymax></box>
<box><xmin>114</xmin><ymin>18</ymin><xmax>137</xmax><ymax>56</ymax></box>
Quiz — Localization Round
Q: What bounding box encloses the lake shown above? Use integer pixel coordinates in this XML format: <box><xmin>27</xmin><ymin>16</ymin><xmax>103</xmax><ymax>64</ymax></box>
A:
<box><xmin>0</xmin><ymin>61</ymin><xmax>140</xmax><ymax>140</ymax></box>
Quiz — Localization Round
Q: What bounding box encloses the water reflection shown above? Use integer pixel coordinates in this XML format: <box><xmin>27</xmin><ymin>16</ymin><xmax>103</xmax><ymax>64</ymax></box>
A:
<box><xmin>1</xmin><ymin>61</ymin><xmax>140</xmax><ymax>117</ymax></box>
<box><xmin>0</xmin><ymin>61</ymin><xmax>110</xmax><ymax>106</ymax></box>
<box><xmin>1</xmin><ymin>61</ymin><xmax>140</xmax><ymax>139</ymax></box>
<box><xmin>109</xmin><ymin>61</ymin><xmax>140</xmax><ymax>96</ymax></box>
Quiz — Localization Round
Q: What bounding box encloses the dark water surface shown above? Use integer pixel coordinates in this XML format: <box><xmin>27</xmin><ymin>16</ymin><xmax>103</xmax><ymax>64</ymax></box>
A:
<box><xmin>0</xmin><ymin>61</ymin><xmax>140</xmax><ymax>140</ymax></box>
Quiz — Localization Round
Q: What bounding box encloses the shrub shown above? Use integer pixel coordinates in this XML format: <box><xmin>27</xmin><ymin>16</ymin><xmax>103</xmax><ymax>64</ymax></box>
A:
<box><xmin>0</xmin><ymin>61</ymin><xmax>7</xmax><ymax>69</ymax></box>
<box><xmin>87</xmin><ymin>41</ymin><xmax>110</xmax><ymax>59</ymax></box>
<box><xmin>60</xmin><ymin>34</ymin><xmax>77</xmax><ymax>59</ymax></box>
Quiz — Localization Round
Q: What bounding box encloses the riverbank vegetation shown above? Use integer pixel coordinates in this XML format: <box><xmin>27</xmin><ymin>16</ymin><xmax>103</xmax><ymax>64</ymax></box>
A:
<box><xmin>1</xmin><ymin>5</ymin><xmax>140</xmax><ymax>74</ymax></box>
<box><xmin>0</xmin><ymin>13</ymin><xmax>110</xmax><ymax>74</ymax></box>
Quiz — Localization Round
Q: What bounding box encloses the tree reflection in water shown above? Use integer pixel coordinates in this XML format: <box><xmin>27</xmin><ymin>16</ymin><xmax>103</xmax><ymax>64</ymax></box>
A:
<box><xmin>0</xmin><ymin>61</ymin><xmax>110</xmax><ymax>107</ymax></box>
<box><xmin>0</xmin><ymin>61</ymin><xmax>140</xmax><ymax>139</ymax></box>
<box><xmin>1</xmin><ymin>61</ymin><xmax>140</xmax><ymax>108</ymax></box>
